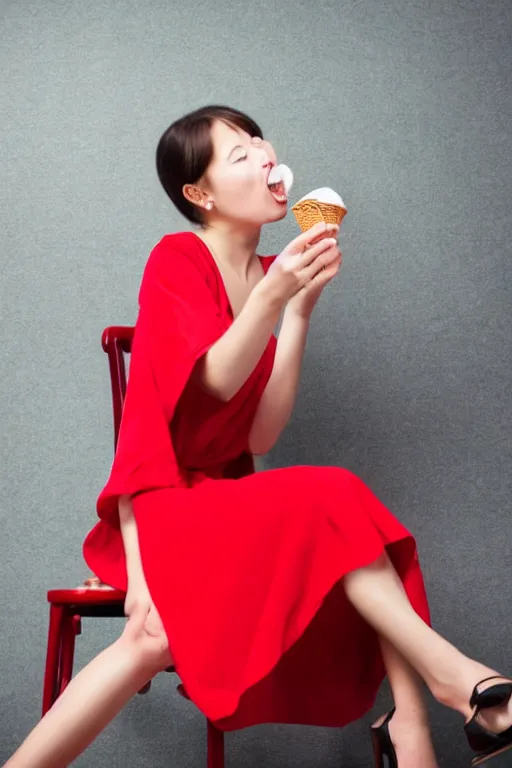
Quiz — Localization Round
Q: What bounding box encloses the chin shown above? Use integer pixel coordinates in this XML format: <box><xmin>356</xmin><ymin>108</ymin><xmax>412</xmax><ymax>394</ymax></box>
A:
<box><xmin>263</xmin><ymin>205</ymin><xmax>289</xmax><ymax>225</ymax></box>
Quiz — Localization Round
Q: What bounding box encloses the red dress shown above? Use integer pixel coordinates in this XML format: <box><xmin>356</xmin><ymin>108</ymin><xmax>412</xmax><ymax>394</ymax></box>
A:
<box><xmin>83</xmin><ymin>231</ymin><xmax>430</xmax><ymax>731</ymax></box>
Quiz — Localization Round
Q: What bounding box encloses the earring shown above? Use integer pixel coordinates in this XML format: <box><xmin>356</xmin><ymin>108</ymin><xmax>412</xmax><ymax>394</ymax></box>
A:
<box><xmin>206</xmin><ymin>200</ymin><xmax>214</xmax><ymax>210</ymax></box>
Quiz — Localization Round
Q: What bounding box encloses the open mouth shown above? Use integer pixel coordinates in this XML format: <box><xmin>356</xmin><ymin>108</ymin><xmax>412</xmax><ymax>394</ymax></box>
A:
<box><xmin>267</xmin><ymin>164</ymin><xmax>293</xmax><ymax>204</ymax></box>
<box><xmin>268</xmin><ymin>179</ymin><xmax>288</xmax><ymax>204</ymax></box>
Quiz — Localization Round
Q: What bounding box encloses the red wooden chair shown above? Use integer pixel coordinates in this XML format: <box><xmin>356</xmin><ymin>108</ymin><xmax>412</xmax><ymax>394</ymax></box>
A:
<box><xmin>43</xmin><ymin>325</ymin><xmax>240</xmax><ymax>768</ymax></box>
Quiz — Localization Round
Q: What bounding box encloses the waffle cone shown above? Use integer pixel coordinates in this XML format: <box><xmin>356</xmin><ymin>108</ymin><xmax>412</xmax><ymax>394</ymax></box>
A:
<box><xmin>292</xmin><ymin>200</ymin><xmax>347</xmax><ymax>232</ymax></box>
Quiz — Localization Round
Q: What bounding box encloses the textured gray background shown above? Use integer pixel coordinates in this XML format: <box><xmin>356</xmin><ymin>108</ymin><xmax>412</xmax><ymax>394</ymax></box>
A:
<box><xmin>1</xmin><ymin>0</ymin><xmax>511</xmax><ymax>766</ymax></box>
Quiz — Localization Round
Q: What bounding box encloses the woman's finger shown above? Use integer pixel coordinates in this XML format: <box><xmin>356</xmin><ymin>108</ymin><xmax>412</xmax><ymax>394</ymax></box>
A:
<box><xmin>308</xmin><ymin>224</ymin><xmax>339</xmax><ymax>247</ymax></box>
<box><xmin>298</xmin><ymin>238</ymin><xmax>338</xmax><ymax>269</ymax></box>
<box><xmin>323</xmin><ymin>252</ymin><xmax>342</xmax><ymax>277</ymax></box>
<box><xmin>312</xmin><ymin>251</ymin><xmax>342</xmax><ymax>283</ymax></box>
<box><xmin>308</xmin><ymin>262</ymin><xmax>340</xmax><ymax>289</ymax></box>
<box><xmin>288</xmin><ymin>222</ymin><xmax>339</xmax><ymax>254</ymax></box>
<box><xmin>303</xmin><ymin>246</ymin><xmax>341</xmax><ymax>279</ymax></box>
<box><xmin>328</xmin><ymin>252</ymin><xmax>342</xmax><ymax>271</ymax></box>
<box><xmin>324</xmin><ymin>255</ymin><xmax>342</xmax><ymax>278</ymax></box>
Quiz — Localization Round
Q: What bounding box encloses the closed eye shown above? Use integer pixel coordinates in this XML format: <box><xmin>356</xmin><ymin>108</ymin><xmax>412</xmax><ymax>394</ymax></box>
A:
<box><xmin>227</xmin><ymin>144</ymin><xmax>248</xmax><ymax>163</ymax></box>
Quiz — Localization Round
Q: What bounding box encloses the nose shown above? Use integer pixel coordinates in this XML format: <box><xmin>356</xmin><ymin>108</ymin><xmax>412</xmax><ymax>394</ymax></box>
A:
<box><xmin>252</xmin><ymin>136</ymin><xmax>275</xmax><ymax>168</ymax></box>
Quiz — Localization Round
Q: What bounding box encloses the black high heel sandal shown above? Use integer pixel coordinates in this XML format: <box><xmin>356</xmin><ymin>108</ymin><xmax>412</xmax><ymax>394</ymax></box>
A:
<box><xmin>465</xmin><ymin>676</ymin><xmax>512</xmax><ymax>766</ymax></box>
<box><xmin>370</xmin><ymin>708</ymin><xmax>397</xmax><ymax>767</ymax></box>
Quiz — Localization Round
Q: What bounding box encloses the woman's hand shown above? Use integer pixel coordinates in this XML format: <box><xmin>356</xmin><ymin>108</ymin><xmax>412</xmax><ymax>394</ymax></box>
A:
<box><xmin>124</xmin><ymin>574</ymin><xmax>152</xmax><ymax>624</ymax></box>
<box><xmin>124</xmin><ymin>575</ymin><xmax>167</xmax><ymax>638</ymax></box>
<box><xmin>262</xmin><ymin>222</ymin><xmax>340</xmax><ymax>306</ymax></box>
<box><xmin>286</xmin><ymin>239</ymin><xmax>342</xmax><ymax>320</ymax></box>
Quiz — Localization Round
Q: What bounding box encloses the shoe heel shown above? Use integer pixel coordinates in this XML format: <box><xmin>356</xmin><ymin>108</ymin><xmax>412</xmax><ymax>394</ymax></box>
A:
<box><xmin>370</xmin><ymin>709</ymin><xmax>397</xmax><ymax>768</ymax></box>
<box><xmin>370</xmin><ymin>729</ymin><xmax>383</xmax><ymax>767</ymax></box>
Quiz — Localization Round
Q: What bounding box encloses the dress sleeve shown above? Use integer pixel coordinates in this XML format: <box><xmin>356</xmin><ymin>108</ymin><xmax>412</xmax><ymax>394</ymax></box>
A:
<box><xmin>96</xmin><ymin>234</ymin><xmax>224</xmax><ymax>523</ymax></box>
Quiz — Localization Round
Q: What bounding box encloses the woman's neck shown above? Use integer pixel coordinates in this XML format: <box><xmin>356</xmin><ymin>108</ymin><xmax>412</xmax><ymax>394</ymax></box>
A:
<box><xmin>197</xmin><ymin>221</ymin><xmax>261</xmax><ymax>278</ymax></box>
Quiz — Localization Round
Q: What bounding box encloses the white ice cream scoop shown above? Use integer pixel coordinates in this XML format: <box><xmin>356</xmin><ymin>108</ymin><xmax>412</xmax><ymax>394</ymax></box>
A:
<box><xmin>267</xmin><ymin>164</ymin><xmax>294</xmax><ymax>197</ymax></box>
<box><xmin>298</xmin><ymin>187</ymin><xmax>345</xmax><ymax>209</ymax></box>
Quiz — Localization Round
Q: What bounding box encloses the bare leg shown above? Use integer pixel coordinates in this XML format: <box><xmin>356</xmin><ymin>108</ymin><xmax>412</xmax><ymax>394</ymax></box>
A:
<box><xmin>4</xmin><ymin>610</ymin><xmax>172</xmax><ymax>768</ymax></box>
<box><xmin>344</xmin><ymin>554</ymin><xmax>512</xmax><ymax>735</ymax></box>
<box><xmin>377</xmin><ymin>637</ymin><xmax>439</xmax><ymax>767</ymax></box>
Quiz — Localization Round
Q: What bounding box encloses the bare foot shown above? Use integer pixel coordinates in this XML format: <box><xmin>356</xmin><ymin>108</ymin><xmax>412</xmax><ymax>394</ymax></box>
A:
<box><xmin>372</xmin><ymin>711</ymin><xmax>439</xmax><ymax>768</ymax></box>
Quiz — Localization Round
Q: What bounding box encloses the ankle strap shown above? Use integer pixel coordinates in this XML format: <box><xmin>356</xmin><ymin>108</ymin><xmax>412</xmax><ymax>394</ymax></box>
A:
<box><xmin>470</xmin><ymin>676</ymin><xmax>512</xmax><ymax>709</ymax></box>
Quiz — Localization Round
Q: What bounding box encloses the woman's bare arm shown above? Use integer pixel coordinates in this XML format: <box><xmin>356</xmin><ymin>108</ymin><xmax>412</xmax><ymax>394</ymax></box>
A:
<box><xmin>248</xmin><ymin>309</ymin><xmax>309</xmax><ymax>455</ymax></box>
<box><xmin>192</xmin><ymin>280</ymin><xmax>283</xmax><ymax>402</ymax></box>
<box><xmin>248</xmin><ymin>234</ymin><xmax>342</xmax><ymax>454</ymax></box>
<box><xmin>118</xmin><ymin>495</ymin><xmax>146</xmax><ymax>584</ymax></box>
<box><xmin>193</xmin><ymin>226</ymin><xmax>338</xmax><ymax>402</ymax></box>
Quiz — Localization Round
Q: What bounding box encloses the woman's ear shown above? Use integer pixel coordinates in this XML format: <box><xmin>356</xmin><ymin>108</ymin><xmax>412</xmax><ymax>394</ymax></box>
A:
<box><xmin>183</xmin><ymin>184</ymin><xmax>213</xmax><ymax>211</ymax></box>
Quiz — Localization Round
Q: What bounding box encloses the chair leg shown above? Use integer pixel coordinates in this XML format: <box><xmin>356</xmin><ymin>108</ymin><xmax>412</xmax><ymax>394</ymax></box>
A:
<box><xmin>58</xmin><ymin>614</ymin><xmax>80</xmax><ymax>696</ymax></box>
<box><xmin>207</xmin><ymin>720</ymin><xmax>225</xmax><ymax>768</ymax></box>
<box><xmin>42</xmin><ymin>604</ymin><xmax>65</xmax><ymax>716</ymax></box>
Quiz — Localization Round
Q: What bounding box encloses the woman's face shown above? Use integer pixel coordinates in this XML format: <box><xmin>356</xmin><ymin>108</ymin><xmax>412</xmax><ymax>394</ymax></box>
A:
<box><xmin>196</xmin><ymin>120</ymin><xmax>288</xmax><ymax>226</ymax></box>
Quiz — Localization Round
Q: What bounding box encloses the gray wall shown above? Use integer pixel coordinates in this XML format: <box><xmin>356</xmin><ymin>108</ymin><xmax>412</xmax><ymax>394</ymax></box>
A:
<box><xmin>1</xmin><ymin>0</ymin><xmax>511</xmax><ymax>766</ymax></box>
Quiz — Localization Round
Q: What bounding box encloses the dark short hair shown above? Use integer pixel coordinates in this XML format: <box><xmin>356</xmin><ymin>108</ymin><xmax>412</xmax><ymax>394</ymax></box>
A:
<box><xmin>156</xmin><ymin>105</ymin><xmax>263</xmax><ymax>224</ymax></box>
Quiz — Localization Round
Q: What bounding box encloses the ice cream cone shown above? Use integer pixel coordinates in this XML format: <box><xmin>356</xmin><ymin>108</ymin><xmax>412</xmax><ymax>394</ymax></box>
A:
<box><xmin>291</xmin><ymin>187</ymin><xmax>347</xmax><ymax>232</ymax></box>
<box><xmin>292</xmin><ymin>200</ymin><xmax>347</xmax><ymax>232</ymax></box>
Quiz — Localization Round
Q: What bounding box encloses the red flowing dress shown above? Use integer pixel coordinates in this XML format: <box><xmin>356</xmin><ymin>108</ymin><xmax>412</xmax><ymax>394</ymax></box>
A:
<box><xmin>83</xmin><ymin>231</ymin><xmax>430</xmax><ymax>731</ymax></box>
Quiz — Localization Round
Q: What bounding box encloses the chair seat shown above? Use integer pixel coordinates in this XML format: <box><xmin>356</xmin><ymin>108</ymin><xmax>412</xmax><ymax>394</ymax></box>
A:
<box><xmin>48</xmin><ymin>577</ymin><xmax>125</xmax><ymax>605</ymax></box>
<box><xmin>47</xmin><ymin>587</ymin><xmax>125</xmax><ymax>604</ymax></box>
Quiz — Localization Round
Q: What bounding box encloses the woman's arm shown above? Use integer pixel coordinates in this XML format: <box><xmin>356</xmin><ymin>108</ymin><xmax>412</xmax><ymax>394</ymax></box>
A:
<box><xmin>248</xmin><ymin>239</ymin><xmax>342</xmax><ymax>455</ymax></box>
<box><xmin>192</xmin><ymin>279</ymin><xmax>283</xmax><ymax>402</ymax></box>
<box><xmin>118</xmin><ymin>495</ymin><xmax>146</xmax><ymax>585</ymax></box>
<box><xmin>248</xmin><ymin>308</ymin><xmax>310</xmax><ymax>455</ymax></box>
<box><xmin>119</xmin><ymin>496</ymin><xmax>155</xmax><ymax>621</ymax></box>
<box><xmin>192</xmin><ymin>225</ymin><xmax>339</xmax><ymax>402</ymax></box>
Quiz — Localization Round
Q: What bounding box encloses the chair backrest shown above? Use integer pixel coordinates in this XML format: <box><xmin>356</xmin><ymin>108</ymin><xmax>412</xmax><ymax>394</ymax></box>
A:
<box><xmin>101</xmin><ymin>324</ymin><xmax>256</xmax><ymax>477</ymax></box>
<box><xmin>101</xmin><ymin>326</ymin><xmax>134</xmax><ymax>449</ymax></box>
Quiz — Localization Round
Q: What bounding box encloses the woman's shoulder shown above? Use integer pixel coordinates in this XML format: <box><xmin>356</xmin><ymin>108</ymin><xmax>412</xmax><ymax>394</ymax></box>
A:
<box><xmin>136</xmin><ymin>231</ymin><xmax>223</xmax><ymax>308</ymax></box>
<box><xmin>142</xmin><ymin>231</ymin><xmax>215</xmax><ymax>283</ymax></box>
<box><xmin>147</xmin><ymin>230</ymin><xmax>202</xmax><ymax>265</ymax></box>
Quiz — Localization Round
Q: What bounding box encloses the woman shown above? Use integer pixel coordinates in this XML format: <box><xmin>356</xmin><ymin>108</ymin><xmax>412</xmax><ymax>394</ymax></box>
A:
<box><xmin>6</xmin><ymin>106</ymin><xmax>511</xmax><ymax>768</ymax></box>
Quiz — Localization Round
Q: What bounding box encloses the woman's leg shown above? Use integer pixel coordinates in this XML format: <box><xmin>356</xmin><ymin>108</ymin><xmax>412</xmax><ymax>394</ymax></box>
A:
<box><xmin>377</xmin><ymin>637</ymin><xmax>439</xmax><ymax>766</ymax></box>
<box><xmin>4</xmin><ymin>609</ymin><xmax>173</xmax><ymax>768</ymax></box>
<box><xmin>344</xmin><ymin>553</ymin><xmax>511</xmax><ymax>734</ymax></box>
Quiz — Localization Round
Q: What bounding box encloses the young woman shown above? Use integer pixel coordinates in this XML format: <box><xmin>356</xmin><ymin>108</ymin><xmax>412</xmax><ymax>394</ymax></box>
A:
<box><xmin>6</xmin><ymin>106</ymin><xmax>511</xmax><ymax>768</ymax></box>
